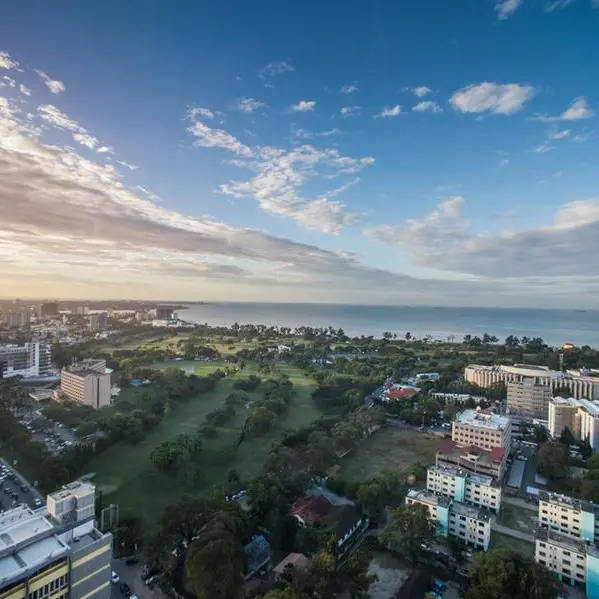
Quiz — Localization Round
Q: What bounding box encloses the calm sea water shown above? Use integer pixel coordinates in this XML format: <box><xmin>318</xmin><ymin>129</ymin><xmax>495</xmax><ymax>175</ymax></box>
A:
<box><xmin>177</xmin><ymin>303</ymin><xmax>599</xmax><ymax>348</ymax></box>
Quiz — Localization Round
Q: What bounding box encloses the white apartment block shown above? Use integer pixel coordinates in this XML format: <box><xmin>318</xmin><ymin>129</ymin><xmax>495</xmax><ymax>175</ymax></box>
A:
<box><xmin>426</xmin><ymin>464</ymin><xmax>502</xmax><ymax>512</ymax></box>
<box><xmin>538</xmin><ymin>491</ymin><xmax>599</xmax><ymax>544</ymax></box>
<box><xmin>452</xmin><ymin>409</ymin><xmax>512</xmax><ymax>453</ymax></box>
<box><xmin>548</xmin><ymin>397</ymin><xmax>599</xmax><ymax>450</ymax></box>
<box><xmin>405</xmin><ymin>489</ymin><xmax>491</xmax><ymax>550</ymax></box>
<box><xmin>507</xmin><ymin>378</ymin><xmax>552</xmax><ymax>420</ymax></box>
<box><xmin>465</xmin><ymin>364</ymin><xmax>599</xmax><ymax>400</ymax></box>
<box><xmin>535</xmin><ymin>529</ymin><xmax>599</xmax><ymax>598</ymax></box>
<box><xmin>0</xmin><ymin>342</ymin><xmax>51</xmax><ymax>378</ymax></box>
<box><xmin>61</xmin><ymin>359</ymin><xmax>111</xmax><ymax>409</ymax></box>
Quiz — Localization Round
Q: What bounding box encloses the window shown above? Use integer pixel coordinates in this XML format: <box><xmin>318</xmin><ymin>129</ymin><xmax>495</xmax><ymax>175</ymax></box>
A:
<box><xmin>539</xmin><ymin>551</ymin><xmax>546</xmax><ymax>557</ymax></box>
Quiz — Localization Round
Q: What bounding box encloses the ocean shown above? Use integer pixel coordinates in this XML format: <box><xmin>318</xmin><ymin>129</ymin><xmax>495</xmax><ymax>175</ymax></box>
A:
<box><xmin>177</xmin><ymin>303</ymin><xmax>599</xmax><ymax>348</ymax></box>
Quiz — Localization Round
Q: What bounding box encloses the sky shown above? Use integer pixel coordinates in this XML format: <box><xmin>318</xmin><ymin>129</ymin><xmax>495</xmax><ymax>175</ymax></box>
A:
<box><xmin>1</xmin><ymin>0</ymin><xmax>599</xmax><ymax>307</ymax></box>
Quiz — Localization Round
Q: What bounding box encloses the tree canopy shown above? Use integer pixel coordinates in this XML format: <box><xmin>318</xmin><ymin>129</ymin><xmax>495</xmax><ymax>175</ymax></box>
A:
<box><xmin>381</xmin><ymin>503</ymin><xmax>435</xmax><ymax>564</ymax></box>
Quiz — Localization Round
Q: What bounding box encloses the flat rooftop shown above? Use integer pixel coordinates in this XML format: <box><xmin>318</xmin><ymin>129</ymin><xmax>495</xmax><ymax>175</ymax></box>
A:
<box><xmin>455</xmin><ymin>409</ymin><xmax>510</xmax><ymax>430</ymax></box>
<box><xmin>539</xmin><ymin>491</ymin><xmax>596</xmax><ymax>514</ymax></box>
<box><xmin>427</xmin><ymin>464</ymin><xmax>495</xmax><ymax>487</ymax></box>
<box><xmin>48</xmin><ymin>481</ymin><xmax>95</xmax><ymax>502</ymax></box>
<box><xmin>536</xmin><ymin>528</ymin><xmax>590</xmax><ymax>555</ymax></box>
<box><xmin>407</xmin><ymin>489</ymin><xmax>451</xmax><ymax>508</ymax></box>
<box><xmin>551</xmin><ymin>397</ymin><xmax>599</xmax><ymax>416</ymax></box>
<box><xmin>451</xmin><ymin>500</ymin><xmax>490</xmax><ymax>522</ymax></box>
<box><xmin>467</xmin><ymin>364</ymin><xmax>599</xmax><ymax>382</ymax></box>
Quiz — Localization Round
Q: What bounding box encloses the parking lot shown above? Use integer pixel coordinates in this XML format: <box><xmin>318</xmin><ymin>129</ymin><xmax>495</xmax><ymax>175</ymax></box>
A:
<box><xmin>19</xmin><ymin>409</ymin><xmax>78</xmax><ymax>456</ymax></box>
<box><xmin>0</xmin><ymin>458</ymin><xmax>44</xmax><ymax>511</ymax></box>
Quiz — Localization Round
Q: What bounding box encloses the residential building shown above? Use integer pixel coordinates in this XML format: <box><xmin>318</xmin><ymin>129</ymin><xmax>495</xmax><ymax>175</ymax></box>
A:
<box><xmin>426</xmin><ymin>464</ymin><xmax>502</xmax><ymax>512</ymax></box>
<box><xmin>39</xmin><ymin>302</ymin><xmax>59</xmax><ymax>318</ymax></box>
<box><xmin>6</xmin><ymin>310</ymin><xmax>30</xmax><ymax>329</ymax></box>
<box><xmin>535</xmin><ymin>528</ymin><xmax>599</xmax><ymax>599</ymax></box>
<box><xmin>436</xmin><ymin>438</ymin><xmax>506</xmax><ymax>480</ymax></box>
<box><xmin>89</xmin><ymin>313</ymin><xmax>108</xmax><ymax>332</ymax></box>
<box><xmin>155</xmin><ymin>305</ymin><xmax>174</xmax><ymax>320</ymax></box>
<box><xmin>61</xmin><ymin>359</ymin><xmax>111</xmax><ymax>409</ymax></box>
<box><xmin>465</xmin><ymin>364</ymin><xmax>599</xmax><ymax>400</ymax></box>
<box><xmin>538</xmin><ymin>491</ymin><xmax>599</xmax><ymax>544</ymax></box>
<box><xmin>0</xmin><ymin>343</ymin><xmax>51</xmax><ymax>378</ymax></box>
<box><xmin>243</xmin><ymin>535</ymin><xmax>271</xmax><ymax>581</ymax></box>
<box><xmin>507</xmin><ymin>379</ymin><xmax>552</xmax><ymax>420</ymax></box>
<box><xmin>431</xmin><ymin>392</ymin><xmax>487</xmax><ymax>404</ymax></box>
<box><xmin>548</xmin><ymin>397</ymin><xmax>599</xmax><ymax>449</ymax></box>
<box><xmin>405</xmin><ymin>489</ymin><xmax>491</xmax><ymax>550</ymax></box>
<box><xmin>452</xmin><ymin>409</ymin><xmax>512</xmax><ymax>453</ymax></box>
<box><xmin>272</xmin><ymin>553</ymin><xmax>310</xmax><ymax>582</ymax></box>
<box><xmin>0</xmin><ymin>480</ymin><xmax>112</xmax><ymax>599</ymax></box>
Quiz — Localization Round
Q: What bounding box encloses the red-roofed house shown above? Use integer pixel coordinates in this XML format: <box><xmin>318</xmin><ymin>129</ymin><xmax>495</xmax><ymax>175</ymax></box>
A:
<box><xmin>291</xmin><ymin>495</ymin><xmax>333</xmax><ymax>527</ymax></box>
<box><xmin>382</xmin><ymin>385</ymin><xmax>420</xmax><ymax>401</ymax></box>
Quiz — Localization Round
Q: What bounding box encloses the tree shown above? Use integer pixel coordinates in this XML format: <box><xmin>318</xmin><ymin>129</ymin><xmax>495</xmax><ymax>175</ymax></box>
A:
<box><xmin>382</xmin><ymin>503</ymin><xmax>435</xmax><ymax>564</ymax></box>
<box><xmin>467</xmin><ymin>548</ymin><xmax>559</xmax><ymax>599</ymax></box>
<box><xmin>537</xmin><ymin>442</ymin><xmax>567</xmax><ymax>479</ymax></box>
<box><xmin>261</xmin><ymin>590</ymin><xmax>310</xmax><ymax>599</ymax></box>
<box><xmin>532</xmin><ymin>425</ymin><xmax>548</xmax><ymax>444</ymax></box>
<box><xmin>582</xmin><ymin>470</ymin><xmax>599</xmax><ymax>502</ymax></box>
<box><xmin>559</xmin><ymin>426</ymin><xmax>576</xmax><ymax>447</ymax></box>
<box><xmin>405</xmin><ymin>332</ymin><xmax>412</xmax><ymax>341</ymax></box>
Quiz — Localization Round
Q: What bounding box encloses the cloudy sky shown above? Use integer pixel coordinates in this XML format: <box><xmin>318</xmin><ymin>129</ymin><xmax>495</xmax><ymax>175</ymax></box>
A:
<box><xmin>1</xmin><ymin>0</ymin><xmax>599</xmax><ymax>307</ymax></box>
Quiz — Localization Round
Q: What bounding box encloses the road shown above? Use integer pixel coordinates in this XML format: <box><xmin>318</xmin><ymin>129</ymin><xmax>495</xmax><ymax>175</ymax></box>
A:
<box><xmin>491</xmin><ymin>521</ymin><xmax>535</xmax><ymax>543</ymax></box>
<box><xmin>503</xmin><ymin>495</ymin><xmax>538</xmax><ymax>513</ymax></box>
<box><xmin>0</xmin><ymin>457</ymin><xmax>44</xmax><ymax>511</ymax></box>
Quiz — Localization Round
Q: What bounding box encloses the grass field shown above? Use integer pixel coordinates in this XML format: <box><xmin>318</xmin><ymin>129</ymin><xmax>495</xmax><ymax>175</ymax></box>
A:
<box><xmin>334</xmin><ymin>427</ymin><xmax>440</xmax><ymax>482</ymax></box>
<box><xmin>149</xmin><ymin>359</ymin><xmax>232</xmax><ymax>375</ymax></box>
<box><xmin>87</xmin><ymin>364</ymin><xmax>320</xmax><ymax>527</ymax></box>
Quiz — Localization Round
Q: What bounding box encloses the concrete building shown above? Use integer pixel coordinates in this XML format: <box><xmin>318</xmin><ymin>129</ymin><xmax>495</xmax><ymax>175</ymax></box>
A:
<box><xmin>426</xmin><ymin>464</ymin><xmax>502</xmax><ymax>512</ymax></box>
<box><xmin>0</xmin><ymin>481</ymin><xmax>112</xmax><ymax>599</ymax></box>
<box><xmin>452</xmin><ymin>409</ymin><xmax>512</xmax><ymax>453</ymax></box>
<box><xmin>61</xmin><ymin>360</ymin><xmax>111</xmax><ymax>409</ymax></box>
<box><xmin>535</xmin><ymin>529</ymin><xmax>599</xmax><ymax>598</ymax></box>
<box><xmin>465</xmin><ymin>364</ymin><xmax>599</xmax><ymax>400</ymax></box>
<box><xmin>436</xmin><ymin>439</ymin><xmax>506</xmax><ymax>480</ymax></box>
<box><xmin>6</xmin><ymin>311</ymin><xmax>30</xmax><ymax>329</ymax></box>
<box><xmin>538</xmin><ymin>491</ymin><xmax>599</xmax><ymax>544</ymax></box>
<box><xmin>548</xmin><ymin>397</ymin><xmax>599</xmax><ymax>450</ymax></box>
<box><xmin>507</xmin><ymin>379</ymin><xmax>552</xmax><ymax>420</ymax></box>
<box><xmin>405</xmin><ymin>489</ymin><xmax>491</xmax><ymax>550</ymax></box>
<box><xmin>89</xmin><ymin>313</ymin><xmax>108</xmax><ymax>332</ymax></box>
<box><xmin>38</xmin><ymin>303</ymin><xmax>59</xmax><ymax>318</ymax></box>
<box><xmin>155</xmin><ymin>305</ymin><xmax>174</xmax><ymax>320</ymax></box>
<box><xmin>0</xmin><ymin>343</ymin><xmax>51</xmax><ymax>378</ymax></box>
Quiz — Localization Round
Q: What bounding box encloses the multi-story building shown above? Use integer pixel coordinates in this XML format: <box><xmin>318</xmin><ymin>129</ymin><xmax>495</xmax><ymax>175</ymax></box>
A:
<box><xmin>405</xmin><ymin>489</ymin><xmax>491</xmax><ymax>550</ymax></box>
<box><xmin>39</xmin><ymin>302</ymin><xmax>59</xmax><ymax>318</ymax></box>
<box><xmin>452</xmin><ymin>409</ymin><xmax>512</xmax><ymax>453</ymax></box>
<box><xmin>0</xmin><ymin>480</ymin><xmax>112</xmax><ymax>599</ymax></box>
<box><xmin>535</xmin><ymin>529</ymin><xmax>599</xmax><ymax>599</ymax></box>
<box><xmin>61</xmin><ymin>360</ymin><xmax>111</xmax><ymax>409</ymax></box>
<box><xmin>89</xmin><ymin>313</ymin><xmax>108</xmax><ymax>332</ymax></box>
<box><xmin>465</xmin><ymin>364</ymin><xmax>599</xmax><ymax>401</ymax></box>
<box><xmin>426</xmin><ymin>464</ymin><xmax>502</xmax><ymax>512</ymax></box>
<box><xmin>507</xmin><ymin>379</ymin><xmax>552</xmax><ymax>420</ymax></box>
<box><xmin>155</xmin><ymin>306</ymin><xmax>174</xmax><ymax>320</ymax></box>
<box><xmin>436</xmin><ymin>439</ymin><xmax>506</xmax><ymax>480</ymax></box>
<box><xmin>538</xmin><ymin>491</ymin><xmax>599</xmax><ymax>544</ymax></box>
<box><xmin>548</xmin><ymin>397</ymin><xmax>599</xmax><ymax>450</ymax></box>
<box><xmin>0</xmin><ymin>343</ymin><xmax>52</xmax><ymax>378</ymax></box>
<box><xmin>6</xmin><ymin>310</ymin><xmax>30</xmax><ymax>329</ymax></box>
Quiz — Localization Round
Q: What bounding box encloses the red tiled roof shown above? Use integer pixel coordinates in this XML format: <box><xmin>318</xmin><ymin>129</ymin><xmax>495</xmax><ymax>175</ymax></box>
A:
<box><xmin>385</xmin><ymin>388</ymin><xmax>418</xmax><ymax>399</ymax></box>
<box><xmin>489</xmin><ymin>447</ymin><xmax>505</xmax><ymax>462</ymax></box>
<box><xmin>438</xmin><ymin>438</ymin><xmax>456</xmax><ymax>454</ymax></box>
<box><xmin>291</xmin><ymin>495</ymin><xmax>333</xmax><ymax>525</ymax></box>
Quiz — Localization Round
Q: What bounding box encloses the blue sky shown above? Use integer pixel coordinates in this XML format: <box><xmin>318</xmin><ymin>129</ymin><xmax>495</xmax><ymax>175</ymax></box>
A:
<box><xmin>1</xmin><ymin>0</ymin><xmax>599</xmax><ymax>306</ymax></box>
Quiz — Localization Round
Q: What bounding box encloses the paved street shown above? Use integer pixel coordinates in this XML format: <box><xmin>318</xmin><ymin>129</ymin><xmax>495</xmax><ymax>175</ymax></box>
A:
<box><xmin>491</xmin><ymin>520</ymin><xmax>535</xmax><ymax>544</ymax></box>
<box><xmin>0</xmin><ymin>457</ymin><xmax>44</xmax><ymax>511</ymax></box>
<box><xmin>503</xmin><ymin>495</ymin><xmax>538</xmax><ymax>513</ymax></box>
<box><xmin>111</xmin><ymin>559</ymin><xmax>166</xmax><ymax>599</ymax></box>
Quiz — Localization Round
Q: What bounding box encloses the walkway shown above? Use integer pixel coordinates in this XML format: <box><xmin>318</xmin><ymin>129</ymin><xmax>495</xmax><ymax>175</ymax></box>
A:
<box><xmin>491</xmin><ymin>521</ymin><xmax>535</xmax><ymax>544</ymax></box>
<box><xmin>503</xmin><ymin>495</ymin><xmax>538</xmax><ymax>513</ymax></box>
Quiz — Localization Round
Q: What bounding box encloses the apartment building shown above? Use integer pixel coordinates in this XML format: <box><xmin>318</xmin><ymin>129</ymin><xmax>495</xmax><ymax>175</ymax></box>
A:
<box><xmin>538</xmin><ymin>491</ymin><xmax>599</xmax><ymax>544</ymax></box>
<box><xmin>0</xmin><ymin>343</ymin><xmax>51</xmax><ymax>378</ymax></box>
<box><xmin>548</xmin><ymin>397</ymin><xmax>599</xmax><ymax>450</ymax></box>
<box><xmin>60</xmin><ymin>359</ymin><xmax>111</xmax><ymax>409</ymax></box>
<box><xmin>535</xmin><ymin>529</ymin><xmax>599</xmax><ymax>599</ymax></box>
<box><xmin>465</xmin><ymin>364</ymin><xmax>599</xmax><ymax>400</ymax></box>
<box><xmin>38</xmin><ymin>303</ymin><xmax>59</xmax><ymax>318</ymax></box>
<box><xmin>436</xmin><ymin>439</ymin><xmax>506</xmax><ymax>480</ymax></box>
<box><xmin>6</xmin><ymin>310</ymin><xmax>30</xmax><ymax>329</ymax></box>
<box><xmin>89</xmin><ymin>313</ymin><xmax>107</xmax><ymax>332</ymax></box>
<box><xmin>405</xmin><ymin>489</ymin><xmax>491</xmax><ymax>550</ymax></box>
<box><xmin>452</xmin><ymin>409</ymin><xmax>512</xmax><ymax>453</ymax></box>
<box><xmin>426</xmin><ymin>464</ymin><xmax>501</xmax><ymax>512</ymax></box>
<box><xmin>507</xmin><ymin>379</ymin><xmax>552</xmax><ymax>420</ymax></box>
<box><xmin>0</xmin><ymin>481</ymin><xmax>112</xmax><ymax>599</ymax></box>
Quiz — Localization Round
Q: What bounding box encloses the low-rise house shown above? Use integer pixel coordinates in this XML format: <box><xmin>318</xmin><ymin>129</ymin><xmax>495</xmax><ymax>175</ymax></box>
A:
<box><xmin>243</xmin><ymin>535</ymin><xmax>272</xmax><ymax>580</ymax></box>
<box><xmin>291</xmin><ymin>495</ymin><xmax>333</xmax><ymax>527</ymax></box>
<box><xmin>272</xmin><ymin>553</ymin><xmax>310</xmax><ymax>581</ymax></box>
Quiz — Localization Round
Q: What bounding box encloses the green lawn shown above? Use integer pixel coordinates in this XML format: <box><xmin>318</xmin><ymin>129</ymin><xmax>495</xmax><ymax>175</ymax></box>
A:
<box><xmin>87</xmin><ymin>364</ymin><xmax>320</xmax><ymax>527</ymax></box>
<box><xmin>149</xmin><ymin>359</ymin><xmax>231</xmax><ymax>375</ymax></box>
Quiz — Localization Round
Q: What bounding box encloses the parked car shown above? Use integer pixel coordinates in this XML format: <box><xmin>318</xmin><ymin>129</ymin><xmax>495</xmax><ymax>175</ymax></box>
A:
<box><xmin>111</xmin><ymin>571</ymin><xmax>120</xmax><ymax>584</ymax></box>
<box><xmin>119</xmin><ymin>583</ymin><xmax>131</xmax><ymax>597</ymax></box>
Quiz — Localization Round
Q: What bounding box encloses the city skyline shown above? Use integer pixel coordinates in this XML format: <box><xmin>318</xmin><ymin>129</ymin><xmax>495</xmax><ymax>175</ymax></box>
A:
<box><xmin>1</xmin><ymin>0</ymin><xmax>599</xmax><ymax>307</ymax></box>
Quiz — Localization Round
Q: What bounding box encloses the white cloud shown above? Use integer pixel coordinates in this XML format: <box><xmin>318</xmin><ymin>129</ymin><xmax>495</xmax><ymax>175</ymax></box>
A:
<box><xmin>0</xmin><ymin>51</ymin><xmax>19</xmax><ymax>70</ymax></box>
<box><xmin>534</xmin><ymin>97</ymin><xmax>595</xmax><ymax>122</ymax></box>
<box><xmin>548</xmin><ymin>128</ymin><xmax>571</xmax><ymax>139</ymax></box>
<box><xmin>291</xmin><ymin>100</ymin><xmax>316</xmax><ymax>112</ymax></box>
<box><xmin>97</xmin><ymin>146</ymin><xmax>113</xmax><ymax>154</ymax></box>
<box><xmin>340</xmin><ymin>105</ymin><xmax>361</xmax><ymax>118</ymax></box>
<box><xmin>187</xmin><ymin>105</ymin><xmax>215</xmax><ymax>120</ymax></box>
<box><xmin>73</xmin><ymin>132</ymin><xmax>98</xmax><ymax>150</ymax></box>
<box><xmin>38</xmin><ymin>104</ymin><xmax>83</xmax><ymax>132</ymax></box>
<box><xmin>413</xmin><ymin>101</ymin><xmax>443</xmax><ymax>113</ymax></box>
<box><xmin>319</xmin><ymin>128</ymin><xmax>342</xmax><ymax>137</ymax></box>
<box><xmin>1</xmin><ymin>76</ymin><xmax>16</xmax><ymax>88</ymax></box>
<box><xmin>500</xmin><ymin>158</ymin><xmax>510</xmax><ymax>167</ymax></box>
<box><xmin>258</xmin><ymin>60</ymin><xmax>294</xmax><ymax>80</ymax></box>
<box><xmin>36</xmin><ymin>70</ymin><xmax>65</xmax><ymax>94</ymax></box>
<box><xmin>495</xmin><ymin>0</ymin><xmax>523</xmax><ymax>20</ymax></box>
<box><xmin>534</xmin><ymin>141</ymin><xmax>556</xmax><ymax>153</ymax></box>
<box><xmin>19</xmin><ymin>84</ymin><xmax>31</xmax><ymax>96</ymax></box>
<box><xmin>291</xmin><ymin>127</ymin><xmax>342</xmax><ymax>140</ymax></box>
<box><xmin>409</xmin><ymin>86</ymin><xmax>432</xmax><ymax>98</ymax></box>
<box><xmin>339</xmin><ymin>82</ymin><xmax>359</xmax><ymax>94</ymax></box>
<box><xmin>234</xmin><ymin>97</ymin><xmax>265</xmax><ymax>114</ymax></box>
<box><xmin>187</xmin><ymin>120</ymin><xmax>254</xmax><ymax>157</ymax></box>
<box><xmin>117</xmin><ymin>160</ymin><xmax>138</xmax><ymax>171</ymax></box>
<box><xmin>376</xmin><ymin>105</ymin><xmax>403</xmax><ymax>119</ymax></box>
<box><xmin>545</xmin><ymin>0</ymin><xmax>576</xmax><ymax>10</ymax></box>
<box><xmin>450</xmin><ymin>82</ymin><xmax>536</xmax><ymax>115</ymax></box>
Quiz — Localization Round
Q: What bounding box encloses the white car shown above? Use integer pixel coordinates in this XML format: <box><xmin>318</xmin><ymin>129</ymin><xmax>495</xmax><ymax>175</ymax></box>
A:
<box><xmin>111</xmin><ymin>571</ymin><xmax>120</xmax><ymax>584</ymax></box>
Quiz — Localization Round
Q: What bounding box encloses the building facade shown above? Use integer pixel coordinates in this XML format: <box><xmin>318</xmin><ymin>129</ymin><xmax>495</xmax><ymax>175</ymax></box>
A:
<box><xmin>507</xmin><ymin>379</ymin><xmax>552</xmax><ymax>420</ymax></box>
<box><xmin>405</xmin><ymin>489</ymin><xmax>491</xmax><ymax>550</ymax></box>
<box><xmin>0</xmin><ymin>481</ymin><xmax>112</xmax><ymax>599</ymax></box>
<box><xmin>0</xmin><ymin>343</ymin><xmax>51</xmax><ymax>378</ymax></box>
<box><xmin>6</xmin><ymin>311</ymin><xmax>30</xmax><ymax>329</ymax></box>
<box><xmin>452</xmin><ymin>409</ymin><xmax>512</xmax><ymax>453</ymax></box>
<box><xmin>39</xmin><ymin>303</ymin><xmax>59</xmax><ymax>318</ymax></box>
<box><xmin>548</xmin><ymin>397</ymin><xmax>599</xmax><ymax>450</ymax></box>
<box><xmin>538</xmin><ymin>491</ymin><xmax>599</xmax><ymax>544</ymax></box>
<box><xmin>89</xmin><ymin>314</ymin><xmax>107</xmax><ymax>332</ymax></box>
<box><xmin>465</xmin><ymin>364</ymin><xmax>599</xmax><ymax>401</ymax></box>
<box><xmin>61</xmin><ymin>360</ymin><xmax>111</xmax><ymax>409</ymax></box>
<box><xmin>436</xmin><ymin>439</ymin><xmax>506</xmax><ymax>480</ymax></box>
<box><xmin>426</xmin><ymin>464</ymin><xmax>501</xmax><ymax>512</ymax></box>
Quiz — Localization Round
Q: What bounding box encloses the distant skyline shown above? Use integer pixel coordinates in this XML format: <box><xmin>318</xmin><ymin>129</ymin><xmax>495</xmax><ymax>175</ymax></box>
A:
<box><xmin>1</xmin><ymin>0</ymin><xmax>599</xmax><ymax>308</ymax></box>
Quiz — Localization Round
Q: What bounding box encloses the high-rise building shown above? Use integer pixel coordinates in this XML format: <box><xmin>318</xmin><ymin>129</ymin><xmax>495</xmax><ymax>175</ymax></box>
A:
<box><xmin>548</xmin><ymin>397</ymin><xmax>599</xmax><ymax>449</ymax></box>
<box><xmin>39</xmin><ymin>302</ymin><xmax>59</xmax><ymax>318</ymax></box>
<box><xmin>0</xmin><ymin>343</ymin><xmax>51</xmax><ymax>378</ymax></box>
<box><xmin>452</xmin><ymin>409</ymin><xmax>512</xmax><ymax>453</ymax></box>
<box><xmin>507</xmin><ymin>379</ymin><xmax>552</xmax><ymax>420</ymax></box>
<box><xmin>60</xmin><ymin>359</ymin><xmax>111</xmax><ymax>409</ymax></box>
<box><xmin>6</xmin><ymin>310</ymin><xmax>30</xmax><ymax>329</ymax></box>
<box><xmin>155</xmin><ymin>305</ymin><xmax>174</xmax><ymax>320</ymax></box>
<box><xmin>0</xmin><ymin>480</ymin><xmax>112</xmax><ymax>599</ymax></box>
<box><xmin>89</xmin><ymin>313</ymin><xmax>108</xmax><ymax>332</ymax></box>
